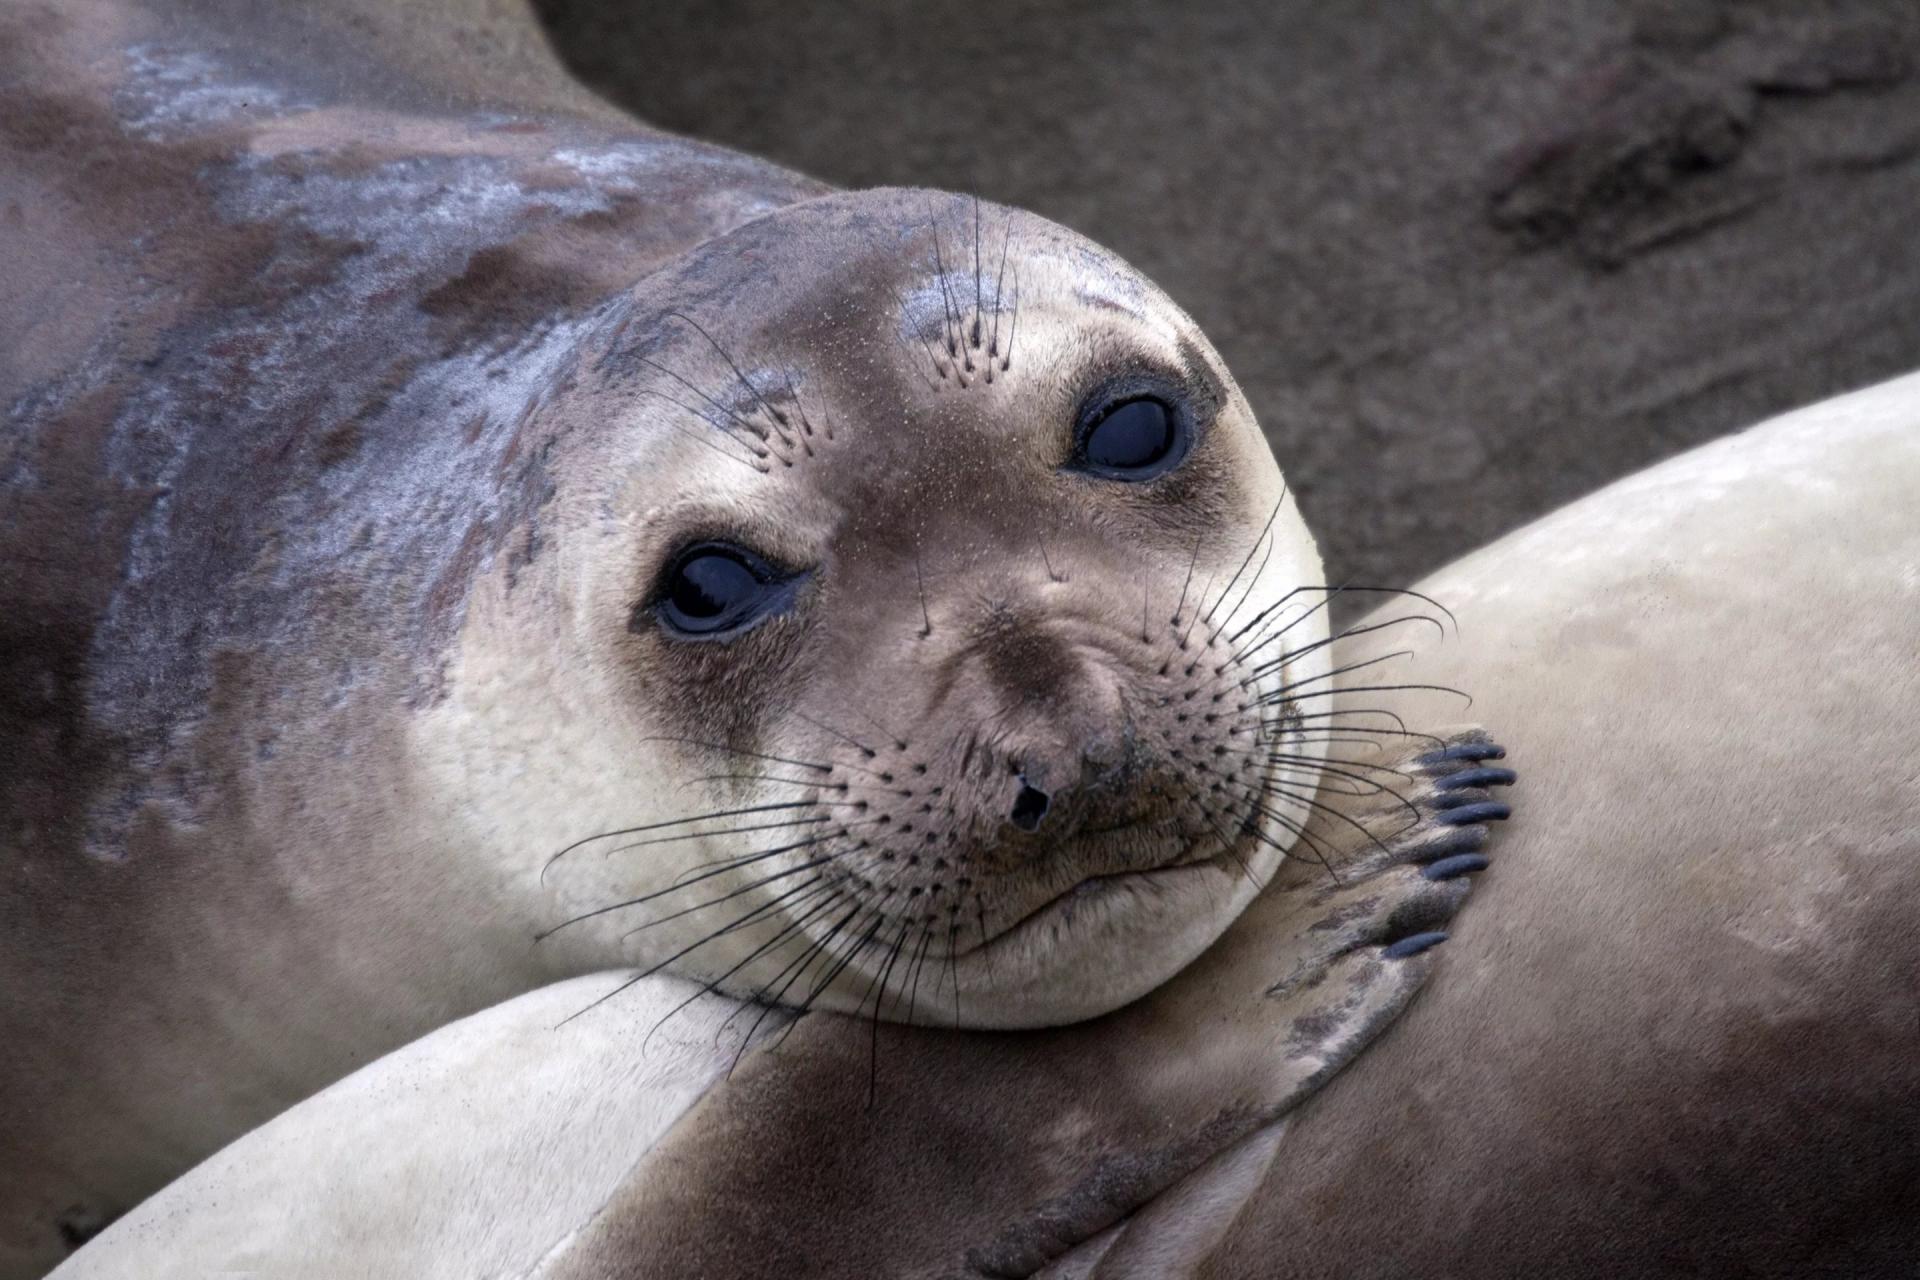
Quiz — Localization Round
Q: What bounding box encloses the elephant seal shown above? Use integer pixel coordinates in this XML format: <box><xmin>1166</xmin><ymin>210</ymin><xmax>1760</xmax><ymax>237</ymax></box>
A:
<box><xmin>57</xmin><ymin>373</ymin><xmax>1916</xmax><ymax>1278</ymax></box>
<box><xmin>2</xmin><ymin>0</ymin><xmax>1427</xmax><ymax>1271</ymax></box>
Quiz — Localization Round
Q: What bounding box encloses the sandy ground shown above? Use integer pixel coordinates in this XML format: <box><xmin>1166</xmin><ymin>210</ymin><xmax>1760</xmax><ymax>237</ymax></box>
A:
<box><xmin>536</xmin><ymin>0</ymin><xmax>1920</xmax><ymax>591</ymax></box>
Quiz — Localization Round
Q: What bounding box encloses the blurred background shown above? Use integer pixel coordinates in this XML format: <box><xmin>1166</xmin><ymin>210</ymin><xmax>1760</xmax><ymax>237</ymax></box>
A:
<box><xmin>535</xmin><ymin>0</ymin><xmax>1920</xmax><ymax>589</ymax></box>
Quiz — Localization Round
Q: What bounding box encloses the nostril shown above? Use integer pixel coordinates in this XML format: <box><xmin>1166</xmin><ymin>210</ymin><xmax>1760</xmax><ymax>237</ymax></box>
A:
<box><xmin>1009</xmin><ymin>780</ymin><xmax>1051</xmax><ymax>832</ymax></box>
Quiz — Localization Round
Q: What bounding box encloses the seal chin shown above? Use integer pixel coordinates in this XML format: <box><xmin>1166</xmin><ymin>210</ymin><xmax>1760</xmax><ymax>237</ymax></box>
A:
<box><xmin>905</xmin><ymin>823</ymin><xmax>1283</xmax><ymax>1029</ymax></box>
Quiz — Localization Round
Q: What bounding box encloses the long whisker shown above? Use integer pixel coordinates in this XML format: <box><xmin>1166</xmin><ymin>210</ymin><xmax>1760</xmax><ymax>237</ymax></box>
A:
<box><xmin>618</xmin><ymin>857</ymin><xmax>842</xmax><ymax>941</ymax></box>
<box><xmin>553</xmin><ymin>879</ymin><xmax>836</xmax><ymax>1029</ymax></box>
<box><xmin>726</xmin><ymin>898</ymin><xmax>862</xmax><ymax>1074</ymax></box>
<box><xmin>1000</xmin><ymin>265</ymin><xmax>1020</xmax><ymax>371</ymax></box>
<box><xmin>537</xmin><ymin>830</ymin><xmax>846</xmax><ymax>939</ymax></box>
<box><xmin>662</xmin><ymin>311</ymin><xmax>796</xmax><ymax>442</ymax></box>
<box><xmin>927</xmin><ymin>211</ymin><xmax>962</xmax><ymax>359</ymax></box>
<box><xmin>989</xmin><ymin>215</ymin><xmax>1012</xmax><ymax>359</ymax></box>
<box><xmin>788</xmin><ymin>709</ymin><xmax>879</xmax><ymax>760</ymax></box>
<box><xmin>637</xmin><ymin>737</ymin><xmax>833</xmax><ymax>775</ymax></box>
<box><xmin>542</xmin><ymin>799</ymin><xmax>821</xmax><ymax>880</ymax></box>
<box><xmin>596</xmin><ymin>814</ymin><xmax>830</xmax><ymax>860</ymax></box>
<box><xmin>1202</xmin><ymin>493</ymin><xmax>1285</xmax><ymax>629</ymax></box>
<box><xmin>1172</xmin><ymin>530</ymin><xmax>1204</xmax><ymax>626</ymax></box>
<box><xmin>1255</xmin><ymin>650</ymin><xmax>1418</xmax><ymax>693</ymax></box>
<box><xmin>638</xmin><ymin>880</ymin><xmax>847</xmax><ymax>1049</ymax></box>
<box><xmin>636</xmin><ymin>356</ymin><xmax>787</xmax><ymax>456</ymax></box>
<box><xmin>971</xmin><ymin>194</ymin><xmax>984</xmax><ymax>349</ymax></box>
<box><xmin>773</xmin><ymin>909</ymin><xmax>888</xmax><ymax>1053</ymax></box>
<box><xmin>1259</xmin><ymin>682</ymin><xmax>1474</xmax><ymax>707</ymax></box>
<box><xmin>889</xmin><ymin>282</ymin><xmax>948</xmax><ymax>387</ymax></box>
<box><xmin>1241</xmin><ymin>615</ymin><xmax>1444</xmax><ymax>678</ymax></box>
<box><xmin>864</xmin><ymin>918</ymin><xmax>914</xmax><ymax>1105</ymax></box>
<box><xmin>632</xmin><ymin>388</ymin><xmax>769</xmax><ymax>469</ymax></box>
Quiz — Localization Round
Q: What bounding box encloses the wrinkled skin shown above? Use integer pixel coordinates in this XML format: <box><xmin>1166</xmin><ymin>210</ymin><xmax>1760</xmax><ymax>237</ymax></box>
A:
<box><xmin>2</xmin><ymin>0</ymin><xmax>1333</xmax><ymax>1273</ymax></box>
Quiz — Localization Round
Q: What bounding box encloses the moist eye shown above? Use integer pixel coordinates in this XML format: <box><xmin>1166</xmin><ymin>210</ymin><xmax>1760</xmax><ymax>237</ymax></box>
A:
<box><xmin>654</xmin><ymin>542</ymin><xmax>803</xmax><ymax>639</ymax></box>
<box><xmin>1071</xmin><ymin>392</ymin><xmax>1191</xmax><ymax>480</ymax></box>
<box><xmin>670</xmin><ymin>552</ymin><xmax>755</xmax><ymax>621</ymax></box>
<box><xmin>1086</xmin><ymin>398</ymin><xmax>1174</xmax><ymax>470</ymax></box>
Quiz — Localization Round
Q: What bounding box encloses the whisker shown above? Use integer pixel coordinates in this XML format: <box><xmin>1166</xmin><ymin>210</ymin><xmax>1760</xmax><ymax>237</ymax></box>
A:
<box><xmin>789</xmin><ymin>709</ymin><xmax>879</xmax><ymax>759</ymax></box>
<box><xmin>554</xmin><ymin>873</ymin><xmax>839</xmax><ymax>1026</ymax></box>
<box><xmin>619</xmin><ymin>858</ymin><xmax>841</xmax><ymax>940</ymax></box>
<box><xmin>927</xmin><ymin>211</ymin><xmax>962</xmax><ymax>359</ymax></box>
<box><xmin>1240</xmin><ymin>614</ymin><xmax>1445</xmax><ymax>677</ymax></box>
<box><xmin>915</xmin><ymin>553</ymin><xmax>934</xmax><ymax>637</ymax></box>
<box><xmin>597</xmin><ymin>814</ymin><xmax>830</xmax><ymax>859</ymax></box>
<box><xmin>1260</xmin><ymin>682</ymin><xmax>1474</xmax><ymax>707</ymax></box>
<box><xmin>633</xmin><ymin>388</ymin><xmax>769</xmax><ymax>469</ymax></box>
<box><xmin>542</xmin><ymin>799</ymin><xmax>820</xmax><ymax>880</ymax></box>
<box><xmin>773</xmin><ymin>909</ymin><xmax>888</xmax><ymax>1052</ymax></box>
<box><xmin>889</xmin><ymin>280</ymin><xmax>948</xmax><ymax>387</ymax></box>
<box><xmin>1172</xmin><ymin>530</ymin><xmax>1204</xmax><ymax>626</ymax></box>
<box><xmin>663</xmin><ymin>311</ymin><xmax>795</xmax><ymax>440</ymax></box>
<box><xmin>1178</xmin><ymin>574</ymin><xmax>1215</xmax><ymax>650</ymax></box>
<box><xmin>639</xmin><ymin>880</ymin><xmax>847</xmax><ymax>1049</ymax></box>
<box><xmin>864</xmin><ymin>918</ymin><xmax>914</xmax><ymax>1105</ymax></box>
<box><xmin>678</xmin><ymin>772</ymin><xmax>851</xmax><ymax>795</ymax></box>
<box><xmin>725</xmin><ymin>896</ymin><xmax>859</xmax><ymax>1073</ymax></box>
<box><xmin>669</xmin><ymin>817</ymin><xmax>885</xmax><ymax>882</ymax></box>
<box><xmin>1202</xmin><ymin>492</ymin><xmax>1285</xmax><ymax>629</ymax></box>
<box><xmin>637</xmin><ymin>737</ymin><xmax>833</xmax><ymax>774</ymax></box>
<box><xmin>971</xmin><ymin>193</ymin><xmax>984</xmax><ymax>349</ymax></box>
<box><xmin>989</xmin><ymin>214</ymin><xmax>1012</xmax><ymax>358</ymax></box>
<box><xmin>901</xmin><ymin>927</ymin><xmax>935</xmax><ymax>1028</ymax></box>
<box><xmin>538</xmin><ymin>830</ymin><xmax>847</xmax><ymax>939</ymax></box>
<box><xmin>1000</xmin><ymin>265</ymin><xmax>1020</xmax><ymax>371</ymax></box>
<box><xmin>845</xmin><ymin>705</ymin><xmax>911</xmax><ymax>754</ymax></box>
<box><xmin>1254</xmin><ymin>650</ymin><xmax>1417</xmax><ymax>693</ymax></box>
<box><xmin>1258</xmin><ymin>785</ymin><xmax>1410</xmax><ymax>853</ymax></box>
<box><xmin>637</xmin><ymin>356</ymin><xmax>788</xmax><ymax>456</ymax></box>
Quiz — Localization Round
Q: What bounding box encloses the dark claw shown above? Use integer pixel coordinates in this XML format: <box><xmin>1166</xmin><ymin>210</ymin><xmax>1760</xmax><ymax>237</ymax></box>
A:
<box><xmin>1417</xmin><ymin>742</ymin><xmax>1507</xmax><ymax>766</ymax></box>
<box><xmin>1384</xmin><ymin>931</ymin><xmax>1449</xmax><ymax>959</ymax></box>
<box><xmin>1434</xmin><ymin>801</ymin><xmax>1511</xmax><ymax>827</ymax></box>
<box><xmin>1428</xmin><ymin>790</ymin><xmax>1489</xmax><ymax>811</ymax></box>
<box><xmin>1422</xmin><ymin>853</ymin><xmax>1490</xmax><ymax>881</ymax></box>
<box><xmin>1410</xmin><ymin>827</ymin><xmax>1489</xmax><ymax>862</ymax></box>
<box><xmin>1433</xmin><ymin>766</ymin><xmax>1517</xmax><ymax>791</ymax></box>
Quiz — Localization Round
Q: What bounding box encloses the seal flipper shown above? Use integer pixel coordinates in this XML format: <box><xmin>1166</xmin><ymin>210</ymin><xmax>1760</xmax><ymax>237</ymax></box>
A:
<box><xmin>529</xmin><ymin>726</ymin><xmax>1514</xmax><ymax>1280</ymax></box>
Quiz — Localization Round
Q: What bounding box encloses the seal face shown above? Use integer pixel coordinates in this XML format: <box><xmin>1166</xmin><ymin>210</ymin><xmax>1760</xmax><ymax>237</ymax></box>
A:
<box><xmin>419</xmin><ymin>191</ymin><xmax>1333</xmax><ymax>1028</ymax></box>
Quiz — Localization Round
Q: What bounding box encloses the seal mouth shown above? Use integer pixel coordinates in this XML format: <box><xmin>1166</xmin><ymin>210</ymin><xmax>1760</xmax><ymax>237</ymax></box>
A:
<box><xmin>952</xmin><ymin>818</ymin><xmax>1260</xmax><ymax>960</ymax></box>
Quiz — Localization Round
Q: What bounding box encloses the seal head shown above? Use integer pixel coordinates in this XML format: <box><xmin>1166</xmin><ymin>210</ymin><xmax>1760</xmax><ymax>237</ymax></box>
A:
<box><xmin>425</xmin><ymin>190</ymin><xmax>1332</xmax><ymax>1027</ymax></box>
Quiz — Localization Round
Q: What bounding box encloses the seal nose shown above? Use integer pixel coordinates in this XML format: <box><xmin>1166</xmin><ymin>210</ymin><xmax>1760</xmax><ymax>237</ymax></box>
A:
<box><xmin>1009</xmin><ymin>778</ymin><xmax>1052</xmax><ymax>832</ymax></box>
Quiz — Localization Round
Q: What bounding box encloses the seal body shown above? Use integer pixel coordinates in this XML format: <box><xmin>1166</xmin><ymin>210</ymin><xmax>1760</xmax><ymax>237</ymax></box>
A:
<box><xmin>3</xmin><ymin>1</ymin><xmax>1333</xmax><ymax>1271</ymax></box>
<box><xmin>55</xmin><ymin>375</ymin><xmax>1920</xmax><ymax>1277</ymax></box>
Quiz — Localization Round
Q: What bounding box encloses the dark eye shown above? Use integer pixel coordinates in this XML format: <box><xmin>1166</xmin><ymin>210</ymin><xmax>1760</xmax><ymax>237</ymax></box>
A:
<box><xmin>653</xmin><ymin>542</ymin><xmax>804</xmax><ymax>640</ymax></box>
<box><xmin>1073</xmin><ymin>395</ymin><xmax>1189</xmax><ymax>480</ymax></box>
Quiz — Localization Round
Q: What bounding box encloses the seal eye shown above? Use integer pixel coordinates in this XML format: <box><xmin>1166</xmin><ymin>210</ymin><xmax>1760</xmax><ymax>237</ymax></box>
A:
<box><xmin>1073</xmin><ymin>395</ymin><xmax>1188</xmax><ymax>480</ymax></box>
<box><xmin>654</xmin><ymin>543</ymin><xmax>802</xmax><ymax>640</ymax></box>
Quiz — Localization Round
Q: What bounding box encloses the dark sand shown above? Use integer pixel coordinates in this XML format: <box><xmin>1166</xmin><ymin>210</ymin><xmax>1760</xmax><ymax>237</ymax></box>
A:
<box><xmin>538</xmin><ymin>0</ymin><xmax>1920</xmax><ymax>589</ymax></box>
